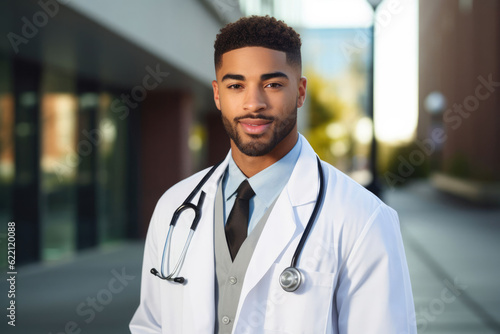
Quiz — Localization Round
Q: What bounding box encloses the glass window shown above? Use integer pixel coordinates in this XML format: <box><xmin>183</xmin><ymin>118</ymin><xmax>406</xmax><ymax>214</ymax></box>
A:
<box><xmin>97</xmin><ymin>92</ymin><xmax>129</xmax><ymax>244</ymax></box>
<box><xmin>40</xmin><ymin>66</ymin><xmax>78</xmax><ymax>261</ymax></box>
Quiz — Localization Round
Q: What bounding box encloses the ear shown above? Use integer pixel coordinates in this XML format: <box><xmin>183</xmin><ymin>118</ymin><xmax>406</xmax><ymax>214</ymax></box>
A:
<box><xmin>297</xmin><ymin>76</ymin><xmax>307</xmax><ymax>108</ymax></box>
<box><xmin>212</xmin><ymin>80</ymin><xmax>221</xmax><ymax>110</ymax></box>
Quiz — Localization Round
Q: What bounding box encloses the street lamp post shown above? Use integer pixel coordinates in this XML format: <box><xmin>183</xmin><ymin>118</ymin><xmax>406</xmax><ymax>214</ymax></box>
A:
<box><xmin>365</xmin><ymin>0</ymin><xmax>383</xmax><ymax>198</ymax></box>
<box><xmin>424</xmin><ymin>91</ymin><xmax>447</xmax><ymax>172</ymax></box>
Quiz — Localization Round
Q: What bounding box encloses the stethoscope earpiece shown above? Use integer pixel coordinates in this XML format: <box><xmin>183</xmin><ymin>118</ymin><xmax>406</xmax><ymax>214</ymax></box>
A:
<box><xmin>150</xmin><ymin>268</ymin><xmax>186</xmax><ymax>284</ymax></box>
<box><xmin>173</xmin><ymin>277</ymin><xmax>185</xmax><ymax>284</ymax></box>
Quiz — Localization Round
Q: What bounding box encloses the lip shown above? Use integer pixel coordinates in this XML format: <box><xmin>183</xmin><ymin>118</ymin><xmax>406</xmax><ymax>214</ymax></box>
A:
<box><xmin>238</xmin><ymin>118</ymin><xmax>272</xmax><ymax>135</ymax></box>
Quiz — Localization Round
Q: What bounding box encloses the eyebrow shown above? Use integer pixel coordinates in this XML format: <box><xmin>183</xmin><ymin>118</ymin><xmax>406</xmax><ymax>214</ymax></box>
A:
<box><xmin>221</xmin><ymin>71</ymin><xmax>289</xmax><ymax>82</ymax></box>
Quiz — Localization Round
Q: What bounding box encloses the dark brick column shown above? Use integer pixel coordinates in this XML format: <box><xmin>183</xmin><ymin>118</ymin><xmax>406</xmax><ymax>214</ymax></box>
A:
<box><xmin>206</xmin><ymin>110</ymin><xmax>230</xmax><ymax>166</ymax></box>
<box><xmin>139</xmin><ymin>90</ymin><xmax>193</xmax><ymax>237</ymax></box>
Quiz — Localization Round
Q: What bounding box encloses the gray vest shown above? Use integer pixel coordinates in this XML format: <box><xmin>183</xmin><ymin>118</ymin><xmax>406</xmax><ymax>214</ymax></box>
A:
<box><xmin>214</xmin><ymin>181</ymin><xmax>278</xmax><ymax>334</ymax></box>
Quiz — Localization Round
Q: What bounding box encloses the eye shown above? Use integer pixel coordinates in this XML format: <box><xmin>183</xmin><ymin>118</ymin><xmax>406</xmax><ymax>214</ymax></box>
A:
<box><xmin>227</xmin><ymin>84</ymin><xmax>243</xmax><ymax>89</ymax></box>
<box><xmin>265</xmin><ymin>82</ymin><xmax>283</xmax><ymax>88</ymax></box>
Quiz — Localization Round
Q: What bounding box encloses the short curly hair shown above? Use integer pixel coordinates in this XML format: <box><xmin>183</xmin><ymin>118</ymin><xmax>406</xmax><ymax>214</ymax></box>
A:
<box><xmin>214</xmin><ymin>15</ymin><xmax>302</xmax><ymax>72</ymax></box>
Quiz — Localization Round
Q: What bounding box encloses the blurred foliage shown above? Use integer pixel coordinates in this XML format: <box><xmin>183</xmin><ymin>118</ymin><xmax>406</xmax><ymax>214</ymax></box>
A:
<box><xmin>304</xmin><ymin>57</ymin><xmax>367</xmax><ymax>172</ymax></box>
<box><xmin>379</xmin><ymin>143</ymin><xmax>499</xmax><ymax>187</ymax></box>
<box><xmin>305</xmin><ymin>69</ymin><xmax>347</xmax><ymax>165</ymax></box>
<box><xmin>379</xmin><ymin>141</ymin><xmax>431</xmax><ymax>187</ymax></box>
<box><xmin>306</xmin><ymin>70</ymin><xmax>345</xmax><ymax>126</ymax></box>
<box><xmin>189</xmin><ymin>123</ymin><xmax>207</xmax><ymax>172</ymax></box>
<box><xmin>446</xmin><ymin>152</ymin><xmax>472</xmax><ymax>179</ymax></box>
<box><xmin>445</xmin><ymin>152</ymin><xmax>497</xmax><ymax>182</ymax></box>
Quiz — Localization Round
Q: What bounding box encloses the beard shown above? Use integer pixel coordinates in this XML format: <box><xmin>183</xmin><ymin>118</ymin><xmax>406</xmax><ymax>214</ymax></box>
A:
<box><xmin>221</xmin><ymin>107</ymin><xmax>297</xmax><ymax>157</ymax></box>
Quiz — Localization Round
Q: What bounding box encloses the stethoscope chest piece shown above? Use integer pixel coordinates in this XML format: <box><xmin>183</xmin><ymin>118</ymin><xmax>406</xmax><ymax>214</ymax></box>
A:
<box><xmin>279</xmin><ymin>267</ymin><xmax>303</xmax><ymax>292</ymax></box>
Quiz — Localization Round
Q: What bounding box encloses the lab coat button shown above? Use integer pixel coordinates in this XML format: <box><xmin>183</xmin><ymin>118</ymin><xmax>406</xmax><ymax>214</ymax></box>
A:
<box><xmin>222</xmin><ymin>316</ymin><xmax>230</xmax><ymax>325</ymax></box>
<box><xmin>229</xmin><ymin>276</ymin><xmax>237</xmax><ymax>285</ymax></box>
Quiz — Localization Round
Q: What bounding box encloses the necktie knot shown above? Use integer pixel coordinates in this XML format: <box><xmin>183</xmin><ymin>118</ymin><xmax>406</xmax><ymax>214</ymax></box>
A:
<box><xmin>236</xmin><ymin>180</ymin><xmax>255</xmax><ymax>201</ymax></box>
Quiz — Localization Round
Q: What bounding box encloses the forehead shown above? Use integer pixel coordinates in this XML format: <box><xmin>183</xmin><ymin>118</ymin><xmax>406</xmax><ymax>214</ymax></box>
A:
<box><xmin>217</xmin><ymin>47</ymin><xmax>295</xmax><ymax>78</ymax></box>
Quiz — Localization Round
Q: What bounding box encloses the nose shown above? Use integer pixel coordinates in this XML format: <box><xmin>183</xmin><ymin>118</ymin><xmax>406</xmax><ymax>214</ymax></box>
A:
<box><xmin>243</xmin><ymin>85</ymin><xmax>267</xmax><ymax>112</ymax></box>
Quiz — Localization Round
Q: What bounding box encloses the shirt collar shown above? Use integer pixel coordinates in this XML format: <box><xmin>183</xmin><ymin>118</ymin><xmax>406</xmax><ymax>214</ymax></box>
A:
<box><xmin>224</xmin><ymin>136</ymin><xmax>302</xmax><ymax>207</ymax></box>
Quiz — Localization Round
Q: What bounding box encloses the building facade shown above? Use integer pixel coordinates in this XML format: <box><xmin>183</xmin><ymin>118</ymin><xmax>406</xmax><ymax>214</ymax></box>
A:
<box><xmin>418</xmin><ymin>0</ymin><xmax>500</xmax><ymax>203</ymax></box>
<box><xmin>0</xmin><ymin>0</ymin><xmax>240</xmax><ymax>265</ymax></box>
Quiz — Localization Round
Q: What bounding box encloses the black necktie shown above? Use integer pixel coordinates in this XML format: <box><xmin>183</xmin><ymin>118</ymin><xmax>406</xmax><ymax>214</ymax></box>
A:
<box><xmin>225</xmin><ymin>180</ymin><xmax>255</xmax><ymax>261</ymax></box>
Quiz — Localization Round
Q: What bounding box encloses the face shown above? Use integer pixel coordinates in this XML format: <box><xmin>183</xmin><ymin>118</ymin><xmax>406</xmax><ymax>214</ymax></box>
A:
<box><xmin>212</xmin><ymin>47</ymin><xmax>307</xmax><ymax>158</ymax></box>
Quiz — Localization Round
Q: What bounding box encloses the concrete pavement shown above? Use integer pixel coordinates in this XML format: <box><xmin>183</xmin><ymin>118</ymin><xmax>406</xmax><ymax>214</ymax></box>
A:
<box><xmin>1</xmin><ymin>243</ymin><xmax>144</xmax><ymax>334</ymax></box>
<box><xmin>386</xmin><ymin>181</ymin><xmax>500</xmax><ymax>334</ymax></box>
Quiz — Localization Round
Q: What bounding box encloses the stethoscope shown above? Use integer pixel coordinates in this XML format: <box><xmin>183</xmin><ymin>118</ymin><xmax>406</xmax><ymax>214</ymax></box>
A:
<box><xmin>151</xmin><ymin>157</ymin><xmax>325</xmax><ymax>293</ymax></box>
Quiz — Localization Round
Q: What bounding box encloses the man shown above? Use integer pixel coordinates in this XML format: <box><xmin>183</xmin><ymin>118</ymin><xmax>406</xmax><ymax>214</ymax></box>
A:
<box><xmin>130</xmin><ymin>16</ymin><xmax>416</xmax><ymax>333</ymax></box>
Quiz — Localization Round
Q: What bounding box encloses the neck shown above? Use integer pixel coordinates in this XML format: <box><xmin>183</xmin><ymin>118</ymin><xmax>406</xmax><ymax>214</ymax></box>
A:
<box><xmin>231</xmin><ymin>131</ymin><xmax>298</xmax><ymax>178</ymax></box>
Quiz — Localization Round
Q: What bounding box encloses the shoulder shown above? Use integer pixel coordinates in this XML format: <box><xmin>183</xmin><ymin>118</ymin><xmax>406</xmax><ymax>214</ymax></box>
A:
<box><xmin>156</xmin><ymin>167</ymin><xmax>214</xmax><ymax>209</ymax></box>
<box><xmin>316</xmin><ymin>161</ymin><xmax>403</xmax><ymax>270</ymax></box>
<box><xmin>149</xmin><ymin>166</ymin><xmax>217</xmax><ymax>227</ymax></box>
<box><xmin>321</xmin><ymin>161</ymin><xmax>386</xmax><ymax>211</ymax></box>
<box><xmin>299</xmin><ymin>135</ymin><xmax>395</xmax><ymax>221</ymax></box>
<box><xmin>319</xmin><ymin>160</ymin><xmax>399</xmax><ymax>235</ymax></box>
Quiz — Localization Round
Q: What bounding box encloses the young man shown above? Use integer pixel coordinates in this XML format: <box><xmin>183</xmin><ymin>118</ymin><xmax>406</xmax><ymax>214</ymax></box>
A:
<box><xmin>130</xmin><ymin>16</ymin><xmax>416</xmax><ymax>333</ymax></box>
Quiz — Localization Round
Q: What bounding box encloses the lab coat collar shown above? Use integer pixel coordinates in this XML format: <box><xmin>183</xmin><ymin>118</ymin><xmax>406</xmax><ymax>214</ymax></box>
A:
<box><xmin>199</xmin><ymin>152</ymin><xmax>232</xmax><ymax>200</ymax></box>
<box><xmin>285</xmin><ymin>134</ymin><xmax>320</xmax><ymax>210</ymax></box>
<box><xmin>203</xmin><ymin>134</ymin><xmax>318</xmax><ymax>209</ymax></box>
<box><xmin>190</xmin><ymin>135</ymin><xmax>320</xmax><ymax>331</ymax></box>
<box><xmin>236</xmin><ymin>134</ymin><xmax>321</xmax><ymax>317</ymax></box>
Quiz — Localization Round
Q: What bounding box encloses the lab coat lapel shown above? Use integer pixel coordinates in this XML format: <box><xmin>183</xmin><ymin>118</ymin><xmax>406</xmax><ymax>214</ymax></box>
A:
<box><xmin>239</xmin><ymin>192</ymin><xmax>296</xmax><ymax>301</ymax></box>
<box><xmin>181</xmin><ymin>154</ymin><xmax>230</xmax><ymax>332</ymax></box>
<box><xmin>239</xmin><ymin>135</ymin><xmax>320</xmax><ymax>301</ymax></box>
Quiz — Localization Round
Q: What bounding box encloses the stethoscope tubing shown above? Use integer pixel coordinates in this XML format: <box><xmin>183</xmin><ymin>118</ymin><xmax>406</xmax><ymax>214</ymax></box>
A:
<box><xmin>152</xmin><ymin>157</ymin><xmax>325</xmax><ymax>293</ymax></box>
<box><xmin>154</xmin><ymin>161</ymin><xmax>223</xmax><ymax>282</ymax></box>
<box><xmin>279</xmin><ymin>157</ymin><xmax>324</xmax><ymax>292</ymax></box>
<box><xmin>290</xmin><ymin>157</ymin><xmax>324</xmax><ymax>268</ymax></box>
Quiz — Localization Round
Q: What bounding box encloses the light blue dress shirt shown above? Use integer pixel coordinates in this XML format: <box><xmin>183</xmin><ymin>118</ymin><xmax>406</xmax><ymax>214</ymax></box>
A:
<box><xmin>222</xmin><ymin>136</ymin><xmax>302</xmax><ymax>234</ymax></box>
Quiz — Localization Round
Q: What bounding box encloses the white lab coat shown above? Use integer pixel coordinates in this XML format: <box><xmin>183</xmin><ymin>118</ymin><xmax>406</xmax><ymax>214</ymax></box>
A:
<box><xmin>130</xmin><ymin>135</ymin><xmax>417</xmax><ymax>333</ymax></box>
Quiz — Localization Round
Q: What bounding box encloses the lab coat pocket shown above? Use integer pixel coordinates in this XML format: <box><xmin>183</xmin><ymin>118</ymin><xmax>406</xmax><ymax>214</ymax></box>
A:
<box><xmin>263</xmin><ymin>263</ymin><xmax>335</xmax><ymax>334</ymax></box>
